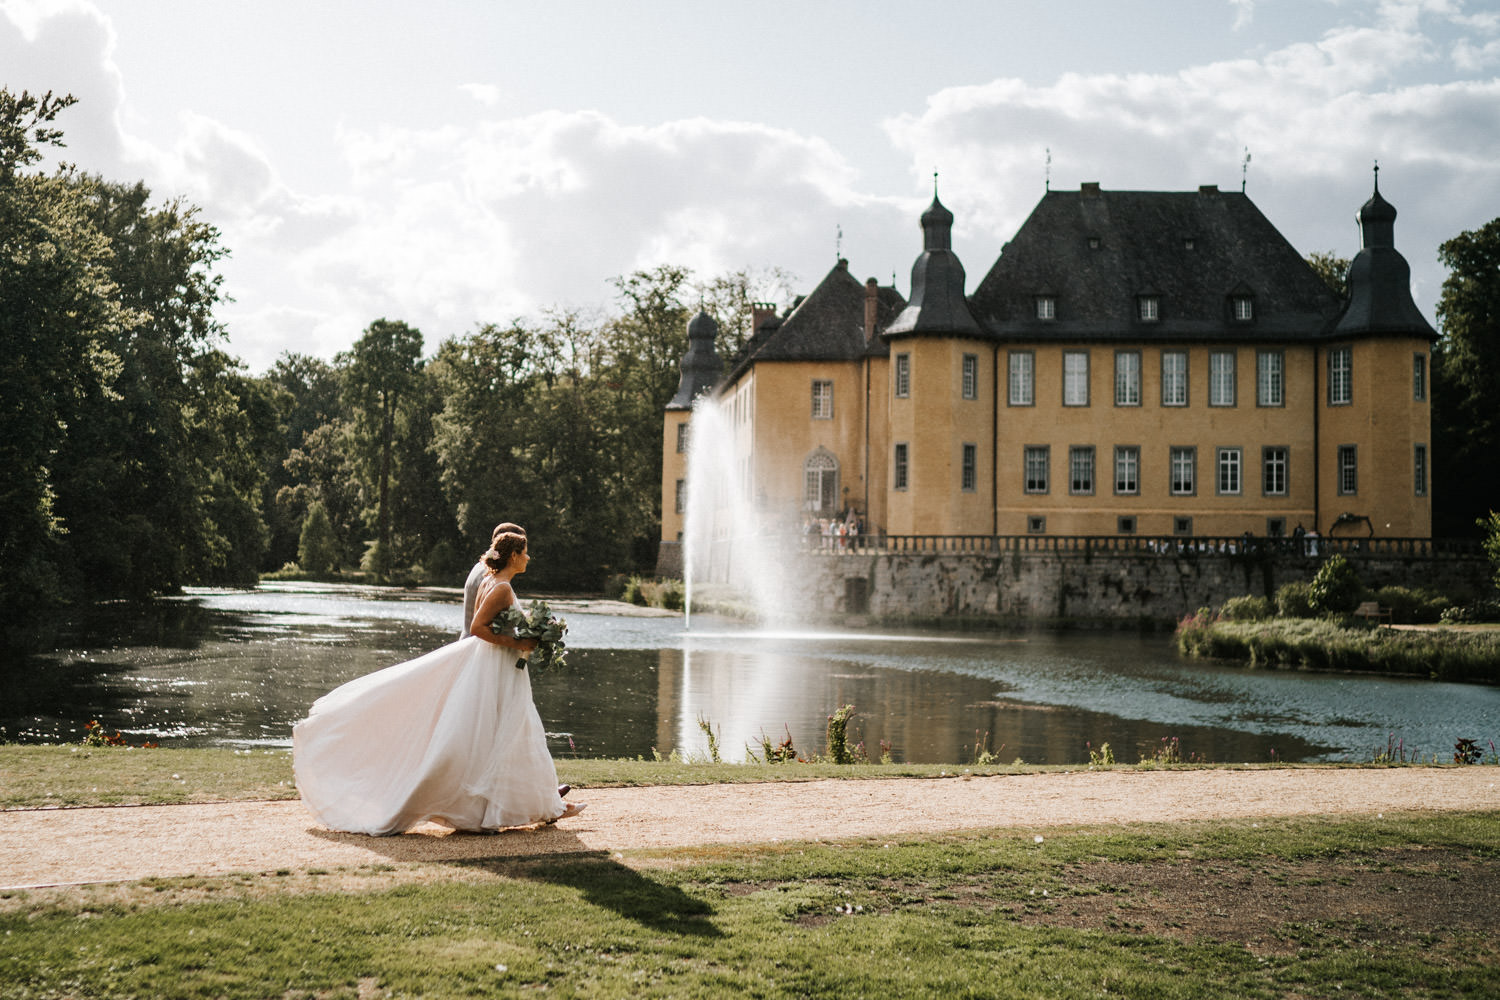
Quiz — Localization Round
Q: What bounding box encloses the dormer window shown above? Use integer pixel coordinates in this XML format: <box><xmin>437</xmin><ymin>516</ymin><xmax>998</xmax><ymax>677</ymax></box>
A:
<box><xmin>1233</xmin><ymin>295</ymin><xmax>1254</xmax><ymax>321</ymax></box>
<box><xmin>1035</xmin><ymin>295</ymin><xmax>1056</xmax><ymax>320</ymax></box>
<box><xmin>1138</xmin><ymin>295</ymin><xmax>1160</xmax><ymax>322</ymax></box>
<box><xmin>1087</xmin><ymin>236</ymin><xmax>1101</xmax><ymax>250</ymax></box>
<box><xmin>1184</xmin><ymin>238</ymin><xmax>1196</xmax><ymax>250</ymax></box>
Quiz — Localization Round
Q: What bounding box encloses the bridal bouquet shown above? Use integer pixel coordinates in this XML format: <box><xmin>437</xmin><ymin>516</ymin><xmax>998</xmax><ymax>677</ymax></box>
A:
<box><xmin>491</xmin><ymin>600</ymin><xmax>569</xmax><ymax>672</ymax></box>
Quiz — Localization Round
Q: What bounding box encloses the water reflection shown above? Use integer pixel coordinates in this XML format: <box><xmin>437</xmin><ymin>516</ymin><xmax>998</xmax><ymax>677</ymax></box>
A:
<box><xmin>2</xmin><ymin>583</ymin><xmax>1497</xmax><ymax>766</ymax></box>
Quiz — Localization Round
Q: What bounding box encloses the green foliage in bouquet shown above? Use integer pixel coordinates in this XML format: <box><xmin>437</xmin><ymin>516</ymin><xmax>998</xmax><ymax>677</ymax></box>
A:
<box><xmin>491</xmin><ymin>600</ymin><xmax>569</xmax><ymax>672</ymax></box>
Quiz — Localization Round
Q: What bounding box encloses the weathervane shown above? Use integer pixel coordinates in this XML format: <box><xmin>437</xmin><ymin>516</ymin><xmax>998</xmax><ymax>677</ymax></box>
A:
<box><xmin>1373</xmin><ymin>159</ymin><xmax>1380</xmax><ymax>191</ymax></box>
<box><xmin>1242</xmin><ymin>147</ymin><xmax>1252</xmax><ymax>193</ymax></box>
<box><xmin>1045</xmin><ymin>147</ymin><xmax>1052</xmax><ymax>191</ymax></box>
<box><xmin>835</xmin><ymin>223</ymin><xmax>843</xmax><ymax>260</ymax></box>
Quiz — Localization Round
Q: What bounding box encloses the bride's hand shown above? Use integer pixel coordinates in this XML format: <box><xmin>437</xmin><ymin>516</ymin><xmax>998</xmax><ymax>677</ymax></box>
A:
<box><xmin>515</xmin><ymin>637</ymin><xmax>539</xmax><ymax>654</ymax></box>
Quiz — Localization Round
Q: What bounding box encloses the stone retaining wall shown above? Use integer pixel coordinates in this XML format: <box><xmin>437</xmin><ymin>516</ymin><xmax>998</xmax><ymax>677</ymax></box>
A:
<box><xmin>782</xmin><ymin>549</ymin><xmax>1493</xmax><ymax>626</ymax></box>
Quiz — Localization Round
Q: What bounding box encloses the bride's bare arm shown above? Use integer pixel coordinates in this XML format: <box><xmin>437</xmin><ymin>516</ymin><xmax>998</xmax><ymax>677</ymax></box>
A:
<box><xmin>469</xmin><ymin>581</ymin><xmax>539</xmax><ymax>652</ymax></box>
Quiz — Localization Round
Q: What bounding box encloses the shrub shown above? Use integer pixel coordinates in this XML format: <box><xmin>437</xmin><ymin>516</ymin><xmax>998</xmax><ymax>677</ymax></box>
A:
<box><xmin>297</xmin><ymin>502</ymin><xmax>339</xmax><ymax>574</ymax></box>
<box><xmin>1307</xmin><ymin>554</ymin><xmax>1363</xmax><ymax>615</ymax></box>
<box><xmin>1275</xmin><ymin>581</ymin><xmax>1313</xmax><ymax>618</ymax></box>
<box><xmin>602</xmin><ymin>573</ymin><xmax>629</xmax><ymax>601</ymax></box>
<box><xmin>1219</xmin><ymin>595</ymin><xmax>1272</xmax><ymax>621</ymax></box>
<box><xmin>1372</xmin><ymin>585</ymin><xmax>1450</xmax><ymax>625</ymax></box>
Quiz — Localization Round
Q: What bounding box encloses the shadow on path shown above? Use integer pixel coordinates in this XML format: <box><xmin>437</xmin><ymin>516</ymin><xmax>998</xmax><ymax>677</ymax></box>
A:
<box><xmin>307</xmin><ymin>825</ymin><xmax>720</xmax><ymax>938</ymax></box>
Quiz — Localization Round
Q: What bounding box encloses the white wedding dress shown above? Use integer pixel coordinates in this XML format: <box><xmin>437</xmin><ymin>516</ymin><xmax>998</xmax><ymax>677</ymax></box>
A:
<box><xmin>292</xmin><ymin>625</ymin><xmax>565</xmax><ymax>836</ymax></box>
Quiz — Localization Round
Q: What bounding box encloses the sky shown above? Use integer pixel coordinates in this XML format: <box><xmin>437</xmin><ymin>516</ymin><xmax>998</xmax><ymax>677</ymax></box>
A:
<box><xmin>3</xmin><ymin>0</ymin><xmax>1498</xmax><ymax>373</ymax></box>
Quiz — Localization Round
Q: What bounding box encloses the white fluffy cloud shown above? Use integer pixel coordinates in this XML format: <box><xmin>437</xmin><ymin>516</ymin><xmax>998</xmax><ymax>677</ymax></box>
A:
<box><xmin>882</xmin><ymin>7</ymin><xmax>1500</xmax><ymax>311</ymax></box>
<box><xmin>4</xmin><ymin>0</ymin><xmax>1498</xmax><ymax>371</ymax></box>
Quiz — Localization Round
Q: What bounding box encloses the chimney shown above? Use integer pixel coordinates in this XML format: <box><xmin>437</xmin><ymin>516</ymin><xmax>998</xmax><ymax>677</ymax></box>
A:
<box><xmin>1081</xmin><ymin>181</ymin><xmax>1101</xmax><ymax>197</ymax></box>
<box><xmin>1199</xmin><ymin>184</ymin><xmax>1219</xmax><ymax>195</ymax></box>
<box><xmin>751</xmin><ymin>301</ymin><xmax>777</xmax><ymax>339</ymax></box>
<box><xmin>864</xmin><ymin>277</ymin><xmax>880</xmax><ymax>342</ymax></box>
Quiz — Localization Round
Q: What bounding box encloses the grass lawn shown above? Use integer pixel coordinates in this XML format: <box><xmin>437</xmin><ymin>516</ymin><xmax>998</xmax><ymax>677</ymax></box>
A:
<box><xmin>3</xmin><ymin>812</ymin><xmax>1497</xmax><ymax>999</ymax></box>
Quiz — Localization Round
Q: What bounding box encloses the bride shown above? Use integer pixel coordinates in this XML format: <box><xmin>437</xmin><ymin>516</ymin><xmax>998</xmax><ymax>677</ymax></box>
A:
<box><xmin>293</xmin><ymin>528</ymin><xmax>584</xmax><ymax>835</ymax></box>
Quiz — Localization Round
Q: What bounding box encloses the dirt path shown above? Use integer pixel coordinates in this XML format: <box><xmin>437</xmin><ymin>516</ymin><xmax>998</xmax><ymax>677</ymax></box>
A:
<box><xmin>3</xmin><ymin>768</ymin><xmax>1495</xmax><ymax>890</ymax></box>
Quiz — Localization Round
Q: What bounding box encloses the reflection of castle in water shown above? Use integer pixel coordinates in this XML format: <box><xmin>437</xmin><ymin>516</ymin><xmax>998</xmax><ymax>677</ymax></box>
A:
<box><xmin>643</xmin><ymin>642</ymin><xmax>1319</xmax><ymax>765</ymax></box>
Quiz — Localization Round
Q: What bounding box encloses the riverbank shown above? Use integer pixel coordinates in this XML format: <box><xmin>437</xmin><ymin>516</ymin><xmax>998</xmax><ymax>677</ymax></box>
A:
<box><xmin>1176</xmin><ymin>615</ymin><xmax>1500</xmax><ymax>684</ymax></box>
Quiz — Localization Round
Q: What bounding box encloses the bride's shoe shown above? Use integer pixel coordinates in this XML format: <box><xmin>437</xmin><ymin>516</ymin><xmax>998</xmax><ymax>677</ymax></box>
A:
<box><xmin>545</xmin><ymin>802</ymin><xmax>586</xmax><ymax>824</ymax></box>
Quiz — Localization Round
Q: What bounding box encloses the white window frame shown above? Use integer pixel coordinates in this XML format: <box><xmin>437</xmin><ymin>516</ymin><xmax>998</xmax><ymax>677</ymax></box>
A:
<box><xmin>1162</xmin><ymin>351</ymin><xmax>1188</xmax><ymax>406</ymax></box>
<box><xmin>1329</xmin><ymin>346</ymin><xmax>1352</xmax><ymax>405</ymax></box>
<box><xmin>961</xmin><ymin>443</ymin><xmax>977</xmax><ymax>492</ymax></box>
<box><xmin>1415</xmin><ymin>443</ymin><xmax>1427</xmax><ymax>496</ymax></box>
<box><xmin>1063</xmin><ymin>351</ymin><xmax>1089</xmax><ymax>406</ymax></box>
<box><xmin>1138</xmin><ymin>295</ymin><xmax>1160</xmax><ymax>322</ymax></box>
<box><xmin>1233</xmin><ymin>296</ymin><xmax>1253</xmax><ymax>321</ymax></box>
<box><xmin>1256</xmin><ymin>350</ymin><xmax>1284</xmax><ymax>407</ymax></box>
<box><xmin>1262</xmin><ymin>446</ymin><xmax>1288</xmax><ymax>496</ymax></box>
<box><xmin>811</xmin><ymin>379</ymin><xmax>834</xmax><ymax>420</ymax></box>
<box><xmin>1209</xmin><ymin>351</ymin><xmax>1236</xmax><ymax>407</ymax></box>
<box><xmin>1337</xmin><ymin>444</ymin><xmax>1357</xmax><ymax>495</ymax></box>
<box><xmin>675</xmin><ymin>478</ymin><xmax>685</xmax><ymax>514</ymax></box>
<box><xmin>804</xmin><ymin>451</ymin><xmax>838</xmax><ymax>511</ymax></box>
<box><xmin>894</xmin><ymin>353</ymin><xmax>911</xmax><ymax>399</ymax></box>
<box><xmin>1217</xmin><ymin>447</ymin><xmax>1242</xmax><ymax>495</ymax></box>
<box><xmin>893</xmin><ymin>442</ymin><xmax>909</xmax><ymax>490</ymax></box>
<box><xmin>1170</xmin><ymin>446</ymin><xmax>1196</xmax><ymax>496</ymax></box>
<box><xmin>1035</xmin><ymin>296</ymin><xmax>1056</xmax><ymax>320</ymax></box>
<box><xmin>1114</xmin><ymin>445</ymin><xmax>1139</xmax><ymax>495</ymax></box>
<box><xmin>961</xmin><ymin>353</ymin><xmax>978</xmax><ymax>400</ymax></box>
<box><xmin>1413</xmin><ymin>353</ymin><xmax>1426</xmax><ymax>402</ymax></box>
<box><xmin>1114</xmin><ymin>351</ymin><xmax>1141</xmax><ymax>407</ymax></box>
<box><xmin>1024</xmin><ymin>445</ymin><xmax>1049</xmax><ymax>494</ymax></box>
<box><xmin>1069</xmin><ymin>446</ymin><xmax>1095</xmax><ymax>495</ymax></box>
<box><xmin>1008</xmin><ymin>351</ymin><xmax>1034</xmax><ymax>406</ymax></box>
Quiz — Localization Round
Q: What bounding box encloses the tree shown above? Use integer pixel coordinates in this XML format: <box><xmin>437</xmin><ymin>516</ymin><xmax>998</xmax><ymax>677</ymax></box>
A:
<box><xmin>695</xmin><ymin>265</ymin><xmax>795</xmax><ymax>359</ymax></box>
<box><xmin>0</xmin><ymin>91</ymin><xmax>127</xmax><ymax>640</ymax></box>
<box><xmin>298</xmin><ymin>502</ymin><xmax>339</xmax><ymax>574</ymax></box>
<box><xmin>342</xmin><ymin>319</ymin><xmax>424</xmax><ymax>575</ymax></box>
<box><xmin>1432</xmin><ymin>218</ymin><xmax>1500</xmax><ymax>537</ymax></box>
<box><xmin>1305</xmin><ymin>251</ymin><xmax>1350</xmax><ymax>299</ymax></box>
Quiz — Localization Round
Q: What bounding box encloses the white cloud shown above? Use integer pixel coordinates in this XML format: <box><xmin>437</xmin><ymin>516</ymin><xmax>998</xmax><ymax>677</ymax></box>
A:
<box><xmin>882</xmin><ymin>11</ymin><xmax>1500</xmax><ymax>319</ymax></box>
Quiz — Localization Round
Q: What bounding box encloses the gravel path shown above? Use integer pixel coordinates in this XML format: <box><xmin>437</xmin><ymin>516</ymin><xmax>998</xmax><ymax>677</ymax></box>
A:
<box><xmin>3</xmin><ymin>768</ymin><xmax>1495</xmax><ymax>890</ymax></box>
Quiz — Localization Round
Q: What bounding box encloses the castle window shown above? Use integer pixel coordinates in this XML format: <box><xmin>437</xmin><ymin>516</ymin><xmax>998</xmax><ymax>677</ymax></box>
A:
<box><xmin>1088</xmin><ymin>236</ymin><xmax>1101</xmax><ymax>250</ymax></box>
<box><xmin>893</xmin><ymin>443</ymin><xmax>909</xmax><ymax>490</ymax></box>
<box><xmin>1117</xmin><ymin>516</ymin><xmax>1136</xmax><ymax>534</ymax></box>
<box><xmin>1337</xmin><ymin>445</ymin><xmax>1357</xmax><ymax>495</ymax></box>
<box><xmin>1263</xmin><ymin>446</ymin><xmax>1288</xmax><ymax>496</ymax></box>
<box><xmin>1267</xmin><ymin>517</ymin><xmax>1286</xmax><ymax>538</ymax></box>
<box><xmin>1008</xmin><ymin>351</ymin><xmax>1034</xmax><ymax>406</ymax></box>
<box><xmin>1209</xmin><ymin>351</ymin><xmax>1236</xmax><ymax>407</ymax></box>
<box><xmin>804</xmin><ymin>451</ymin><xmax>838</xmax><ymax>511</ymax></box>
<box><xmin>1233</xmin><ymin>296</ymin><xmax>1253</xmax><ymax>321</ymax></box>
<box><xmin>1415</xmin><ymin>443</ymin><xmax>1427</xmax><ymax>496</ymax></box>
<box><xmin>1114</xmin><ymin>351</ymin><xmax>1140</xmax><ymax>406</ymax></box>
<box><xmin>1161</xmin><ymin>351</ymin><xmax>1188</xmax><ymax>406</ymax></box>
<box><xmin>1069</xmin><ymin>446</ymin><xmax>1095</xmax><ymax>495</ymax></box>
<box><xmin>676</xmin><ymin>423</ymin><xmax>689</xmax><ymax>453</ymax></box>
<box><xmin>1063</xmin><ymin>351</ymin><xmax>1089</xmax><ymax>406</ymax></box>
<box><xmin>1024</xmin><ymin>446</ymin><xmax>1050</xmax><ymax>494</ymax></box>
<box><xmin>1035</xmin><ymin>296</ymin><xmax>1056</xmax><ymax>320</ymax></box>
<box><xmin>1170</xmin><ymin>447</ymin><xmax>1196</xmax><ymax>496</ymax></box>
<box><xmin>1174</xmin><ymin>516</ymin><xmax>1193</xmax><ymax>536</ymax></box>
<box><xmin>1413</xmin><ymin>353</ymin><xmax>1426</xmax><ymax>401</ymax></box>
<box><xmin>1256</xmin><ymin>351</ymin><xmax>1284</xmax><ymax>407</ymax></box>
<box><xmin>1114</xmin><ymin>446</ymin><xmax>1139</xmax><ymax>495</ymax></box>
<box><xmin>1217</xmin><ymin>447</ymin><xmax>1242</xmax><ymax>495</ymax></box>
<box><xmin>1138</xmin><ymin>295</ymin><xmax>1160</xmax><ymax>322</ymax></box>
<box><xmin>894</xmin><ymin>353</ymin><xmax>911</xmax><ymax>398</ymax></box>
<box><xmin>1328</xmin><ymin>346</ymin><xmax>1352</xmax><ymax>405</ymax></box>
<box><xmin>675</xmin><ymin>479</ymin><xmax>685</xmax><ymax>514</ymax></box>
<box><xmin>961</xmin><ymin>354</ymin><xmax>978</xmax><ymax>400</ymax></box>
<box><xmin>961</xmin><ymin>443</ymin><xmax>977</xmax><ymax>491</ymax></box>
<box><xmin>811</xmin><ymin>379</ymin><xmax>834</xmax><ymax>419</ymax></box>
<box><xmin>1028</xmin><ymin>515</ymin><xmax>1047</xmax><ymax>534</ymax></box>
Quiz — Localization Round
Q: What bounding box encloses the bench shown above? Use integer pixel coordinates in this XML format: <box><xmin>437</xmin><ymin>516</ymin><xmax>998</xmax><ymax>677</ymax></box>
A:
<box><xmin>1354</xmin><ymin>601</ymin><xmax>1392</xmax><ymax>624</ymax></box>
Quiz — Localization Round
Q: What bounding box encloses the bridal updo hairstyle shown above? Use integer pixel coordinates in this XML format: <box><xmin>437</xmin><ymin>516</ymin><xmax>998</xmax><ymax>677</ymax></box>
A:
<box><xmin>482</xmin><ymin>529</ymin><xmax>527</xmax><ymax>573</ymax></box>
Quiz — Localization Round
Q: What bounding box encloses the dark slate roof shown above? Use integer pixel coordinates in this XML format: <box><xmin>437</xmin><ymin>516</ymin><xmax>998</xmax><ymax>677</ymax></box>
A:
<box><xmin>1331</xmin><ymin>179</ymin><xmax>1438</xmax><ymax>341</ymax></box>
<box><xmin>665</xmin><ymin>309</ymin><xmax>721</xmax><ymax>410</ymax></box>
<box><xmin>970</xmin><ymin>185</ymin><xmax>1344</xmax><ymax>342</ymax></box>
<box><xmin>883</xmin><ymin>195</ymin><xmax>986</xmax><ymax>341</ymax></box>
<box><xmin>720</xmin><ymin>261</ymin><xmax>905</xmax><ymax>387</ymax></box>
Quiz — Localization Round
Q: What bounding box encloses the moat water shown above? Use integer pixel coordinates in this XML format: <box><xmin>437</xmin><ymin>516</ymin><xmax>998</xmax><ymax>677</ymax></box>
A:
<box><xmin>3</xmin><ymin>582</ymin><xmax>1497</xmax><ymax>765</ymax></box>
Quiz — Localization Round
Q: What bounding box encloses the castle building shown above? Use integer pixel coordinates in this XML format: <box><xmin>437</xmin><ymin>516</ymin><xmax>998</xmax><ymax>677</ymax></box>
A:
<box><xmin>661</xmin><ymin>175</ymin><xmax>1435</xmax><ymax>560</ymax></box>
